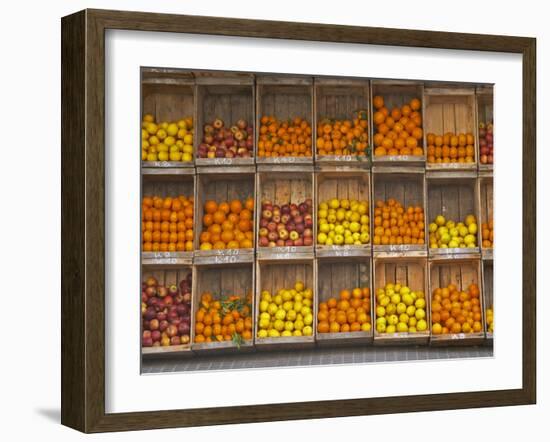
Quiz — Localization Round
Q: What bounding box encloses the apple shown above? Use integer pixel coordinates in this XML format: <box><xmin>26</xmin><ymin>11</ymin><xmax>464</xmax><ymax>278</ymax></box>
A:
<box><xmin>281</xmin><ymin>214</ymin><xmax>290</xmax><ymax>224</ymax></box>
<box><xmin>276</xmin><ymin>239</ymin><xmax>285</xmax><ymax>247</ymax></box>
<box><xmin>142</xmin><ymin>337</ymin><xmax>153</xmax><ymax>347</ymax></box>
<box><xmin>237</xmin><ymin>119</ymin><xmax>247</xmax><ymax>130</ymax></box>
<box><xmin>272</xmin><ymin>214</ymin><xmax>281</xmax><ymax>223</ymax></box>
<box><xmin>303</xmin><ymin>228</ymin><xmax>313</xmax><ymax>238</ymax></box>
<box><xmin>178</xmin><ymin>322</ymin><xmax>190</xmax><ymax>335</ymax></box>
<box><xmin>149</xmin><ymin>319</ymin><xmax>160</xmax><ymax>330</ymax></box>
<box><xmin>285</xmin><ymin>239</ymin><xmax>294</xmax><ymax>246</ymax></box>
<box><xmin>267</xmin><ymin>221</ymin><xmax>278</xmax><ymax>232</ymax></box>
<box><xmin>157</xmin><ymin>286</ymin><xmax>168</xmax><ymax>298</ymax></box>
<box><xmin>182</xmin><ymin>292</ymin><xmax>191</xmax><ymax>303</ymax></box>
<box><xmin>159</xmin><ymin>320</ymin><xmax>169</xmax><ymax>332</ymax></box>
<box><xmin>156</xmin><ymin>311</ymin><xmax>167</xmax><ymax>321</ymax></box>
<box><xmin>145</xmin><ymin>307</ymin><xmax>156</xmax><ymax>321</ymax></box>
<box><xmin>143</xmin><ymin>330</ymin><xmax>152</xmax><ymax>339</ymax></box>
<box><xmin>303</xmin><ymin>236</ymin><xmax>313</xmax><ymax>246</ymax></box>
<box><xmin>294</xmin><ymin>237</ymin><xmax>304</xmax><ymax>246</ymax></box>
<box><xmin>268</xmin><ymin>231</ymin><xmax>279</xmax><ymax>242</ymax></box>
<box><xmin>259</xmin><ymin>227</ymin><xmax>269</xmax><ymax>238</ymax></box>
<box><xmin>145</xmin><ymin>286</ymin><xmax>156</xmax><ymax>297</ymax></box>
<box><xmin>166</xmin><ymin>324</ymin><xmax>178</xmax><ymax>338</ymax></box>
<box><xmin>180</xmin><ymin>335</ymin><xmax>191</xmax><ymax>345</ymax></box>
<box><xmin>151</xmin><ymin>330</ymin><xmax>161</xmax><ymax>342</ymax></box>
<box><xmin>295</xmin><ymin>223</ymin><xmax>305</xmax><ymax>234</ymax></box>
<box><xmin>279</xmin><ymin>229</ymin><xmax>289</xmax><ymax>240</ymax></box>
<box><xmin>259</xmin><ymin>236</ymin><xmax>269</xmax><ymax>247</ymax></box>
<box><xmin>213</xmin><ymin>118</ymin><xmax>224</xmax><ymax>129</ymax></box>
<box><xmin>289</xmin><ymin>231</ymin><xmax>299</xmax><ymax>241</ymax></box>
<box><xmin>262</xmin><ymin>209</ymin><xmax>273</xmax><ymax>220</ymax></box>
<box><xmin>164</xmin><ymin>295</ymin><xmax>174</xmax><ymax>306</ymax></box>
<box><xmin>168</xmin><ymin>284</ymin><xmax>178</xmax><ymax>296</ymax></box>
<box><xmin>145</xmin><ymin>277</ymin><xmax>157</xmax><ymax>287</ymax></box>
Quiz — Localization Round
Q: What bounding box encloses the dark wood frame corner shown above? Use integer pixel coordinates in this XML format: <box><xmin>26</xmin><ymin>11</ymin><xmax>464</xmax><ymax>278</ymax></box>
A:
<box><xmin>61</xmin><ymin>8</ymin><xmax>536</xmax><ymax>433</ymax></box>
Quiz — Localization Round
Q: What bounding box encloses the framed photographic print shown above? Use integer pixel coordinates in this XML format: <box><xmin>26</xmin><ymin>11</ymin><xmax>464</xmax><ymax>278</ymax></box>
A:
<box><xmin>61</xmin><ymin>9</ymin><xmax>536</xmax><ymax>433</ymax></box>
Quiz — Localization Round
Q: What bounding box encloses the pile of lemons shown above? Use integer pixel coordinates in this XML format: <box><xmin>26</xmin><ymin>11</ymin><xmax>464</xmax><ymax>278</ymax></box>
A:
<box><xmin>375</xmin><ymin>283</ymin><xmax>428</xmax><ymax>334</ymax></box>
<box><xmin>257</xmin><ymin>281</ymin><xmax>314</xmax><ymax>338</ymax></box>
<box><xmin>428</xmin><ymin>214</ymin><xmax>478</xmax><ymax>249</ymax></box>
<box><xmin>141</xmin><ymin>114</ymin><xmax>194</xmax><ymax>163</ymax></box>
<box><xmin>317</xmin><ymin>198</ymin><xmax>370</xmax><ymax>246</ymax></box>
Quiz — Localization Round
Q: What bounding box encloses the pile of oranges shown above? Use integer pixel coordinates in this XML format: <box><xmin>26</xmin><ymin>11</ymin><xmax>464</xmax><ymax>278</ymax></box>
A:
<box><xmin>426</xmin><ymin>132</ymin><xmax>475</xmax><ymax>164</ymax></box>
<box><xmin>481</xmin><ymin>219</ymin><xmax>494</xmax><ymax>248</ymax></box>
<box><xmin>316</xmin><ymin>111</ymin><xmax>369</xmax><ymax>157</ymax></box>
<box><xmin>142</xmin><ymin>195</ymin><xmax>194</xmax><ymax>252</ymax></box>
<box><xmin>258</xmin><ymin>116</ymin><xmax>312</xmax><ymax>158</ymax></box>
<box><xmin>373</xmin><ymin>199</ymin><xmax>425</xmax><ymax>246</ymax></box>
<box><xmin>199</xmin><ymin>198</ymin><xmax>254</xmax><ymax>250</ymax></box>
<box><xmin>373</xmin><ymin>96</ymin><xmax>423</xmax><ymax>157</ymax></box>
<box><xmin>431</xmin><ymin>283</ymin><xmax>483</xmax><ymax>335</ymax></box>
<box><xmin>317</xmin><ymin>287</ymin><xmax>372</xmax><ymax>334</ymax></box>
<box><xmin>194</xmin><ymin>292</ymin><xmax>253</xmax><ymax>344</ymax></box>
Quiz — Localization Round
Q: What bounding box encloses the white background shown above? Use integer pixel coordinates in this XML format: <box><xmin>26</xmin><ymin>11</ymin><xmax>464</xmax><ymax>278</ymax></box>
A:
<box><xmin>106</xmin><ymin>30</ymin><xmax>523</xmax><ymax>413</ymax></box>
<box><xmin>0</xmin><ymin>0</ymin><xmax>547</xmax><ymax>439</ymax></box>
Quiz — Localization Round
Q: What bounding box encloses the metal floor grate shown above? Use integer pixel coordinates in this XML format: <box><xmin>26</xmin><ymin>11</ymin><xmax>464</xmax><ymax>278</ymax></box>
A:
<box><xmin>142</xmin><ymin>344</ymin><xmax>493</xmax><ymax>374</ymax></box>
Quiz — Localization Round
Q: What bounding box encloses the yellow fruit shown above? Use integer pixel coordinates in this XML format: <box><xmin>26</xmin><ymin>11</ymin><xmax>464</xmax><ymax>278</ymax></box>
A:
<box><xmin>167</xmin><ymin>123</ymin><xmax>179</xmax><ymax>136</ymax></box>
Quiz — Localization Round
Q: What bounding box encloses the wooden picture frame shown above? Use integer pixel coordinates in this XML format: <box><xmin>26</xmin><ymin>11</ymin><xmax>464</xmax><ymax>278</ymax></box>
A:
<box><xmin>61</xmin><ymin>9</ymin><xmax>536</xmax><ymax>433</ymax></box>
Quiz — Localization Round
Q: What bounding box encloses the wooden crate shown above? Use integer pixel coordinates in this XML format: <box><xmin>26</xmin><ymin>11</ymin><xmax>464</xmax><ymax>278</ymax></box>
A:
<box><xmin>194</xmin><ymin>173</ymin><xmax>255</xmax><ymax>264</ymax></box>
<box><xmin>314</xmin><ymin>78</ymin><xmax>370</xmax><ymax>168</ymax></box>
<box><xmin>256</xmin><ymin>75</ymin><xmax>314</xmax><ymax>165</ymax></box>
<box><xmin>427</xmin><ymin>173</ymin><xmax>481</xmax><ymax>257</ymax></box>
<box><xmin>141</xmin><ymin>68</ymin><xmax>195</xmax><ymax>168</ymax></box>
<box><xmin>141</xmin><ymin>174</ymin><xmax>195</xmax><ymax>265</ymax></box>
<box><xmin>254</xmin><ymin>259</ymin><xmax>316</xmax><ymax>350</ymax></box>
<box><xmin>195</xmin><ymin>73</ymin><xmax>255</xmax><ymax>168</ymax></box>
<box><xmin>256</xmin><ymin>171</ymin><xmax>315</xmax><ymax>260</ymax></box>
<box><xmin>372</xmin><ymin>168</ymin><xmax>427</xmax><ymax>257</ymax></box>
<box><xmin>191</xmin><ymin>262</ymin><xmax>255</xmax><ymax>353</ymax></box>
<box><xmin>141</xmin><ymin>265</ymin><xmax>193</xmax><ymax>357</ymax></box>
<box><xmin>315</xmin><ymin>257</ymin><xmax>373</xmax><ymax>346</ymax></box>
<box><xmin>424</xmin><ymin>87</ymin><xmax>477</xmax><ymax>170</ymax></box>
<box><xmin>428</xmin><ymin>258</ymin><xmax>485</xmax><ymax>345</ymax></box>
<box><xmin>476</xmin><ymin>86</ymin><xmax>494</xmax><ymax>172</ymax></box>
<box><xmin>482</xmin><ymin>260</ymin><xmax>494</xmax><ymax>342</ymax></box>
<box><xmin>478</xmin><ymin>176</ymin><xmax>494</xmax><ymax>259</ymax></box>
<box><xmin>373</xmin><ymin>257</ymin><xmax>429</xmax><ymax>345</ymax></box>
<box><xmin>315</xmin><ymin>171</ymin><xmax>371</xmax><ymax>258</ymax></box>
<box><xmin>371</xmin><ymin>80</ymin><xmax>425</xmax><ymax>166</ymax></box>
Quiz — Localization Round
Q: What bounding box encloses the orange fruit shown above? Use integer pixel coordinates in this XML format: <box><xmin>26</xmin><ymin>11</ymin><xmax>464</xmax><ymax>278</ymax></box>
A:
<box><xmin>204</xmin><ymin>200</ymin><xmax>217</xmax><ymax>214</ymax></box>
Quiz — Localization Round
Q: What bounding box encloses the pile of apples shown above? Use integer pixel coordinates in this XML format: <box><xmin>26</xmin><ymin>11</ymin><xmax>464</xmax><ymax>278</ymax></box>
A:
<box><xmin>479</xmin><ymin>121</ymin><xmax>494</xmax><ymax>165</ymax></box>
<box><xmin>258</xmin><ymin>199</ymin><xmax>313</xmax><ymax>247</ymax></box>
<box><xmin>197</xmin><ymin>118</ymin><xmax>253</xmax><ymax>159</ymax></box>
<box><xmin>141</xmin><ymin>273</ymin><xmax>192</xmax><ymax>347</ymax></box>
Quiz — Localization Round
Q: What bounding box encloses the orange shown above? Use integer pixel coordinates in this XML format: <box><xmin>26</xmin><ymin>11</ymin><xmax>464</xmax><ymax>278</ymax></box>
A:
<box><xmin>230</xmin><ymin>200</ymin><xmax>242</xmax><ymax>214</ymax></box>
<box><xmin>410</xmin><ymin>98</ymin><xmax>421</xmax><ymax>111</ymax></box>
<box><xmin>373</xmin><ymin>95</ymin><xmax>384</xmax><ymax>109</ymax></box>
<box><xmin>318</xmin><ymin>321</ymin><xmax>330</xmax><ymax>333</ymax></box>
<box><xmin>204</xmin><ymin>200</ymin><xmax>218</xmax><ymax>214</ymax></box>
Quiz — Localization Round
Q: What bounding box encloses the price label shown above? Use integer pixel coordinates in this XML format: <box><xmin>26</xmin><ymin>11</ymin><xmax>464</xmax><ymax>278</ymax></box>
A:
<box><xmin>273</xmin><ymin>156</ymin><xmax>296</xmax><ymax>164</ymax></box>
<box><xmin>274</xmin><ymin>246</ymin><xmax>297</xmax><ymax>253</ymax></box>
<box><xmin>214</xmin><ymin>255</ymin><xmax>238</xmax><ymax>264</ymax></box>
<box><xmin>389</xmin><ymin>155</ymin><xmax>409</xmax><ymax>161</ymax></box>
<box><xmin>389</xmin><ymin>244</ymin><xmax>410</xmax><ymax>252</ymax></box>
<box><xmin>151</xmin><ymin>258</ymin><xmax>177</xmax><ymax>265</ymax></box>
<box><xmin>451</xmin><ymin>333</ymin><xmax>466</xmax><ymax>340</ymax></box>
<box><xmin>335</xmin><ymin>155</ymin><xmax>353</xmax><ymax>162</ymax></box>
<box><xmin>273</xmin><ymin>253</ymin><xmax>291</xmax><ymax>260</ymax></box>
<box><xmin>213</xmin><ymin>157</ymin><xmax>233</xmax><ymax>165</ymax></box>
<box><xmin>215</xmin><ymin>249</ymin><xmax>240</xmax><ymax>256</ymax></box>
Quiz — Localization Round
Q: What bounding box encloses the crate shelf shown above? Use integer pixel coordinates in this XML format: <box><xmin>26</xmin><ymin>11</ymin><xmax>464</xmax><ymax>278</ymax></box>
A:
<box><xmin>478</xmin><ymin>176</ymin><xmax>494</xmax><ymax>260</ymax></box>
<box><xmin>476</xmin><ymin>86</ymin><xmax>494</xmax><ymax>172</ymax></box>
<box><xmin>482</xmin><ymin>260</ymin><xmax>494</xmax><ymax>342</ymax></box>
<box><xmin>315</xmin><ymin>257</ymin><xmax>373</xmax><ymax>346</ymax></box>
<box><xmin>428</xmin><ymin>258</ymin><xmax>485</xmax><ymax>345</ymax></box>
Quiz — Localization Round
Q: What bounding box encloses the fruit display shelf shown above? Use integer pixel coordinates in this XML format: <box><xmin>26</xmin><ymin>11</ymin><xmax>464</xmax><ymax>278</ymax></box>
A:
<box><xmin>141</xmin><ymin>68</ymin><xmax>195</xmax><ymax>168</ymax></box>
<box><xmin>195</xmin><ymin>72</ymin><xmax>255</xmax><ymax>168</ymax></box>
<box><xmin>191</xmin><ymin>262</ymin><xmax>255</xmax><ymax>353</ymax></box>
<box><xmin>372</xmin><ymin>167</ymin><xmax>427</xmax><ymax>258</ymax></box>
<box><xmin>371</xmin><ymin>80</ymin><xmax>426</xmax><ymax>167</ymax></box>
<box><xmin>476</xmin><ymin>86</ymin><xmax>494</xmax><ymax>171</ymax></box>
<box><xmin>314</xmin><ymin>77</ymin><xmax>371</xmax><ymax>168</ymax></box>
<box><xmin>256</xmin><ymin>170</ymin><xmax>315</xmax><ymax>260</ymax></box>
<box><xmin>372</xmin><ymin>257</ymin><xmax>430</xmax><ymax>345</ymax></box>
<box><xmin>194</xmin><ymin>172</ymin><xmax>255</xmax><ymax>264</ymax></box>
<box><xmin>482</xmin><ymin>259</ymin><xmax>494</xmax><ymax>343</ymax></box>
<box><xmin>315</xmin><ymin>256</ymin><xmax>373</xmax><ymax>346</ymax></box>
<box><xmin>428</xmin><ymin>258</ymin><xmax>486</xmax><ymax>345</ymax></box>
<box><xmin>140</xmin><ymin>69</ymin><xmax>496</xmax><ymax>359</ymax></box>
<box><xmin>315</xmin><ymin>171</ymin><xmax>371</xmax><ymax>258</ymax></box>
<box><xmin>478</xmin><ymin>174</ymin><xmax>494</xmax><ymax>260</ymax></box>
<box><xmin>426</xmin><ymin>171</ymin><xmax>482</xmax><ymax>258</ymax></box>
<box><xmin>256</xmin><ymin>75</ymin><xmax>314</xmax><ymax>166</ymax></box>
<box><xmin>254</xmin><ymin>260</ymin><xmax>316</xmax><ymax>350</ymax></box>
<box><xmin>141</xmin><ymin>266</ymin><xmax>193</xmax><ymax>356</ymax></box>
<box><xmin>141</xmin><ymin>173</ymin><xmax>195</xmax><ymax>265</ymax></box>
<box><xmin>424</xmin><ymin>87</ymin><xmax>478</xmax><ymax>171</ymax></box>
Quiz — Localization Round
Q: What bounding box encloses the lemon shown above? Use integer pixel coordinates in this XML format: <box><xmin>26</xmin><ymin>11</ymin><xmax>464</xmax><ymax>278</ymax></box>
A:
<box><xmin>286</xmin><ymin>310</ymin><xmax>297</xmax><ymax>321</ymax></box>
<box><xmin>376</xmin><ymin>323</ymin><xmax>386</xmax><ymax>333</ymax></box>
<box><xmin>275</xmin><ymin>309</ymin><xmax>286</xmax><ymax>321</ymax></box>
<box><xmin>273</xmin><ymin>319</ymin><xmax>285</xmax><ymax>331</ymax></box>
<box><xmin>396</xmin><ymin>302</ymin><xmax>407</xmax><ymax>314</ymax></box>
<box><xmin>293</xmin><ymin>329</ymin><xmax>303</xmax><ymax>336</ymax></box>
<box><xmin>164</xmin><ymin>136</ymin><xmax>176</xmax><ymax>146</ymax></box>
<box><xmin>156</xmin><ymin>129</ymin><xmax>167</xmax><ymax>140</ymax></box>
<box><xmin>274</xmin><ymin>295</ymin><xmax>283</xmax><ymax>305</ymax></box>
<box><xmin>259</xmin><ymin>318</ymin><xmax>270</xmax><ymax>329</ymax></box>
<box><xmin>169</xmin><ymin>152</ymin><xmax>182</xmax><ymax>161</ymax></box>
<box><xmin>415</xmin><ymin>298</ymin><xmax>426</xmax><ymax>309</ymax></box>
<box><xmin>391</xmin><ymin>294</ymin><xmax>401</xmax><ymax>305</ymax></box>
<box><xmin>183</xmin><ymin>134</ymin><xmax>193</xmax><ymax>145</ymax></box>
<box><xmin>295</xmin><ymin>281</ymin><xmax>304</xmax><ymax>292</ymax></box>
<box><xmin>281</xmin><ymin>330</ymin><xmax>292</xmax><ymax>337</ymax></box>
<box><xmin>329</xmin><ymin>198</ymin><xmax>340</xmax><ymax>209</ymax></box>
<box><xmin>406</xmin><ymin>305</ymin><xmax>416</xmax><ymax>317</ymax></box>
<box><xmin>396</xmin><ymin>322</ymin><xmax>408</xmax><ymax>333</ymax></box>
<box><xmin>258</xmin><ymin>329</ymin><xmax>268</xmax><ymax>338</ymax></box>
<box><xmin>435</xmin><ymin>215</ymin><xmax>446</xmax><ymax>226</ymax></box>
<box><xmin>415</xmin><ymin>308</ymin><xmax>426</xmax><ymax>320</ymax></box>
<box><xmin>302</xmin><ymin>326</ymin><xmax>313</xmax><ymax>336</ymax></box>
<box><xmin>143</xmin><ymin>114</ymin><xmax>155</xmax><ymax>123</ymax></box>
<box><xmin>259</xmin><ymin>301</ymin><xmax>269</xmax><ymax>313</ymax></box>
<box><xmin>417</xmin><ymin>319</ymin><xmax>428</xmax><ymax>331</ymax></box>
<box><xmin>386</xmin><ymin>324</ymin><xmax>396</xmax><ymax>334</ymax></box>
<box><xmin>294</xmin><ymin>320</ymin><xmax>304</xmax><ymax>331</ymax></box>
<box><xmin>158</xmin><ymin>151</ymin><xmax>169</xmax><ymax>161</ymax></box>
<box><xmin>268</xmin><ymin>329</ymin><xmax>280</xmax><ymax>338</ymax></box>
<box><xmin>167</xmin><ymin>123</ymin><xmax>178</xmax><ymax>136</ymax></box>
<box><xmin>182</xmin><ymin>152</ymin><xmax>193</xmax><ymax>162</ymax></box>
<box><xmin>303</xmin><ymin>313</ymin><xmax>313</xmax><ymax>326</ymax></box>
<box><xmin>284</xmin><ymin>321</ymin><xmax>294</xmax><ymax>332</ymax></box>
<box><xmin>183</xmin><ymin>144</ymin><xmax>193</xmax><ymax>153</ymax></box>
<box><xmin>376</xmin><ymin>306</ymin><xmax>386</xmax><ymax>317</ymax></box>
<box><xmin>146</xmin><ymin>122</ymin><xmax>158</xmax><ymax>134</ymax></box>
<box><xmin>141</xmin><ymin>151</ymin><xmax>148</xmax><ymax>161</ymax></box>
